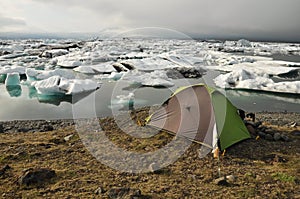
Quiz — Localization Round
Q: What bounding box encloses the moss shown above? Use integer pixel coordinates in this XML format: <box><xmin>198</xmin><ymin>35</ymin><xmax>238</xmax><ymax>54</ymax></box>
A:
<box><xmin>271</xmin><ymin>173</ymin><xmax>297</xmax><ymax>183</ymax></box>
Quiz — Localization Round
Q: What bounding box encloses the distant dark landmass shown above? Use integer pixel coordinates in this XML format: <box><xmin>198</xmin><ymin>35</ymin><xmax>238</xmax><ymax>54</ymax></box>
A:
<box><xmin>0</xmin><ymin>31</ymin><xmax>300</xmax><ymax>44</ymax></box>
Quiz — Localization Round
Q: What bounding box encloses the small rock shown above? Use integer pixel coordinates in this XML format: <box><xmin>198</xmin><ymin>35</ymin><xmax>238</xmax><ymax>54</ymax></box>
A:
<box><xmin>273</xmin><ymin>133</ymin><xmax>281</xmax><ymax>141</ymax></box>
<box><xmin>148</xmin><ymin>162</ymin><xmax>160</xmax><ymax>173</ymax></box>
<box><xmin>64</xmin><ymin>134</ymin><xmax>74</xmax><ymax>142</ymax></box>
<box><xmin>257</xmin><ymin>131</ymin><xmax>266</xmax><ymax>138</ymax></box>
<box><xmin>281</xmin><ymin>135</ymin><xmax>291</xmax><ymax>142</ymax></box>
<box><xmin>0</xmin><ymin>165</ymin><xmax>11</xmax><ymax>176</ymax></box>
<box><xmin>291</xmin><ymin>130</ymin><xmax>300</xmax><ymax>136</ymax></box>
<box><xmin>18</xmin><ymin>168</ymin><xmax>56</xmax><ymax>186</ymax></box>
<box><xmin>95</xmin><ymin>186</ymin><xmax>105</xmax><ymax>195</ymax></box>
<box><xmin>0</xmin><ymin>124</ymin><xmax>4</xmax><ymax>133</ymax></box>
<box><xmin>18</xmin><ymin>128</ymin><xmax>30</xmax><ymax>133</ymax></box>
<box><xmin>107</xmin><ymin>187</ymin><xmax>141</xmax><ymax>199</ymax></box>
<box><xmin>226</xmin><ymin>175</ymin><xmax>236</xmax><ymax>183</ymax></box>
<box><xmin>265</xmin><ymin>134</ymin><xmax>274</xmax><ymax>141</ymax></box>
<box><xmin>289</xmin><ymin>122</ymin><xmax>297</xmax><ymax>128</ymax></box>
<box><xmin>41</xmin><ymin>125</ymin><xmax>54</xmax><ymax>132</ymax></box>
<box><xmin>214</xmin><ymin>176</ymin><xmax>229</xmax><ymax>186</ymax></box>
<box><xmin>246</xmin><ymin>125</ymin><xmax>256</xmax><ymax>135</ymax></box>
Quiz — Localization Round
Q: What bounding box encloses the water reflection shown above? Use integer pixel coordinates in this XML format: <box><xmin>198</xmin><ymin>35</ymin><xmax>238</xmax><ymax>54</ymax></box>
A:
<box><xmin>6</xmin><ymin>85</ymin><xmax>22</xmax><ymax>97</ymax></box>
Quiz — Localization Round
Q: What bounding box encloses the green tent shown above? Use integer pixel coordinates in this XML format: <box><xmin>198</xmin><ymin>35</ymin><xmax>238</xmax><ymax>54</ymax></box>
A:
<box><xmin>146</xmin><ymin>84</ymin><xmax>250</xmax><ymax>154</ymax></box>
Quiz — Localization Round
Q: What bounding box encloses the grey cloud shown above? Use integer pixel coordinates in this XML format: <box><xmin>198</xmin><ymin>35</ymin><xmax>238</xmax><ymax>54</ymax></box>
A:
<box><xmin>28</xmin><ymin>0</ymin><xmax>300</xmax><ymax>40</ymax></box>
<box><xmin>0</xmin><ymin>14</ymin><xmax>26</xmax><ymax>28</ymax></box>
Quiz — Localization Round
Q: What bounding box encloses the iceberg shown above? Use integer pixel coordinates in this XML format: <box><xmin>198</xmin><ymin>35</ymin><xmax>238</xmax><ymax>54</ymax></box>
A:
<box><xmin>6</xmin><ymin>85</ymin><xmax>22</xmax><ymax>97</ymax></box>
<box><xmin>206</xmin><ymin>61</ymin><xmax>299</xmax><ymax>77</ymax></box>
<box><xmin>31</xmin><ymin>76</ymin><xmax>101</xmax><ymax>95</ymax></box>
<box><xmin>121</xmin><ymin>57</ymin><xmax>175</xmax><ymax>72</ymax></box>
<box><xmin>26</xmin><ymin>68</ymin><xmax>75</xmax><ymax>81</ymax></box>
<box><xmin>74</xmin><ymin>62</ymin><xmax>117</xmax><ymax>74</ymax></box>
<box><xmin>73</xmin><ymin>65</ymin><xmax>96</xmax><ymax>74</ymax></box>
<box><xmin>0</xmin><ymin>66</ymin><xmax>26</xmax><ymax>75</ymax></box>
<box><xmin>5</xmin><ymin>73</ymin><xmax>20</xmax><ymax>86</ymax></box>
<box><xmin>214</xmin><ymin>69</ymin><xmax>300</xmax><ymax>94</ymax></box>
<box><xmin>95</xmin><ymin>72</ymin><xmax>125</xmax><ymax>81</ymax></box>
<box><xmin>122</xmin><ymin>70</ymin><xmax>174</xmax><ymax>87</ymax></box>
<box><xmin>57</xmin><ymin>60</ymin><xmax>82</xmax><ymax>68</ymax></box>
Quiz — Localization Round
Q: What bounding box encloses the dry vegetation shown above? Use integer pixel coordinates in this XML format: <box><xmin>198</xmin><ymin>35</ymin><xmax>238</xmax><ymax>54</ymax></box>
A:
<box><xmin>0</xmin><ymin>110</ymin><xmax>299</xmax><ymax>198</ymax></box>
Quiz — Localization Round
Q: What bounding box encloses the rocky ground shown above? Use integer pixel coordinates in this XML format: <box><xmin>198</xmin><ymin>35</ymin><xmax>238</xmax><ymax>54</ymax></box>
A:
<box><xmin>0</xmin><ymin>109</ymin><xmax>299</xmax><ymax>198</ymax></box>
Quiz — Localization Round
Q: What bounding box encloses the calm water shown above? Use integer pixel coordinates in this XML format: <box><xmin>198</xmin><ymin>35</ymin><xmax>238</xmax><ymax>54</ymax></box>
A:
<box><xmin>0</xmin><ymin>70</ymin><xmax>299</xmax><ymax>121</ymax></box>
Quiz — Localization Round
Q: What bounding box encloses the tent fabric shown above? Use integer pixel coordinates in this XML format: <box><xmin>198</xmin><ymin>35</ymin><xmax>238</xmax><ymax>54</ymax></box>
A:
<box><xmin>147</xmin><ymin>84</ymin><xmax>250</xmax><ymax>151</ymax></box>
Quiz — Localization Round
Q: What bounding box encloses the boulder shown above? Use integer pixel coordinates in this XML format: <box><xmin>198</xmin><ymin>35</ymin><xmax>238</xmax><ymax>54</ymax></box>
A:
<box><xmin>18</xmin><ymin>168</ymin><xmax>56</xmax><ymax>186</ymax></box>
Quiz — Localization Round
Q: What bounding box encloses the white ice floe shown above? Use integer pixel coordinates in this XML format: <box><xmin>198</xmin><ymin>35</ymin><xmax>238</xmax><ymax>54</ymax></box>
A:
<box><xmin>159</xmin><ymin>53</ymin><xmax>203</xmax><ymax>67</ymax></box>
<box><xmin>89</xmin><ymin>62</ymin><xmax>116</xmax><ymax>73</ymax></box>
<box><xmin>119</xmin><ymin>52</ymin><xmax>150</xmax><ymax>59</ymax></box>
<box><xmin>57</xmin><ymin>60</ymin><xmax>82</xmax><ymax>68</ymax></box>
<box><xmin>31</xmin><ymin>76</ymin><xmax>101</xmax><ymax>95</ymax></box>
<box><xmin>207</xmin><ymin>61</ymin><xmax>299</xmax><ymax>77</ymax></box>
<box><xmin>5</xmin><ymin>73</ymin><xmax>20</xmax><ymax>86</ymax></box>
<box><xmin>94</xmin><ymin>71</ymin><xmax>126</xmax><ymax>81</ymax></box>
<box><xmin>73</xmin><ymin>65</ymin><xmax>96</xmax><ymax>74</ymax></box>
<box><xmin>0</xmin><ymin>66</ymin><xmax>26</xmax><ymax>75</ymax></box>
<box><xmin>122</xmin><ymin>70</ymin><xmax>174</xmax><ymax>87</ymax></box>
<box><xmin>214</xmin><ymin>69</ymin><xmax>300</xmax><ymax>94</ymax></box>
<box><xmin>121</xmin><ymin>57</ymin><xmax>175</xmax><ymax>71</ymax></box>
<box><xmin>203</xmin><ymin>50</ymin><xmax>272</xmax><ymax>66</ymax></box>
<box><xmin>26</xmin><ymin>68</ymin><xmax>75</xmax><ymax>81</ymax></box>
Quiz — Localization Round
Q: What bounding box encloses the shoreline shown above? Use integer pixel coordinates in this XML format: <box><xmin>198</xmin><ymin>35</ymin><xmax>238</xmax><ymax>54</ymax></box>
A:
<box><xmin>1</xmin><ymin>110</ymin><xmax>300</xmax><ymax>134</ymax></box>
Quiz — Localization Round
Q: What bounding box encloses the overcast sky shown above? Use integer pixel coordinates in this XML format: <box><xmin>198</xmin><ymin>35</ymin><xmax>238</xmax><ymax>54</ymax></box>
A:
<box><xmin>0</xmin><ymin>0</ymin><xmax>299</xmax><ymax>41</ymax></box>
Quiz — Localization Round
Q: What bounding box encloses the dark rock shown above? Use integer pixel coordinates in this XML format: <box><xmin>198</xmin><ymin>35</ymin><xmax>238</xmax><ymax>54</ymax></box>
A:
<box><xmin>0</xmin><ymin>124</ymin><xmax>3</xmax><ymax>133</ymax></box>
<box><xmin>166</xmin><ymin>67</ymin><xmax>206</xmax><ymax>79</ymax></box>
<box><xmin>262</xmin><ymin>154</ymin><xmax>288</xmax><ymax>164</ymax></box>
<box><xmin>49</xmin><ymin>138</ymin><xmax>64</xmax><ymax>145</ymax></box>
<box><xmin>41</xmin><ymin>125</ymin><xmax>54</xmax><ymax>132</ymax></box>
<box><xmin>0</xmin><ymin>165</ymin><xmax>11</xmax><ymax>176</ymax></box>
<box><xmin>112</xmin><ymin>63</ymin><xmax>128</xmax><ymax>72</ymax></box>
<box><xmin>107</xmin><ymin>187</ymin><xmax>141</xmax><ymax>199</ymax></box>
<box><xmin>246</xmin><ymin>125</ymin><xmax>256</xmax><ymax>135</ymax></box>
<box><xmin>121</xmin><ymin>62</ymin><xmax>135</xmax><ymax>70</ymax></box>
<box><xmin>291</xmin><ymin>130</ymin><xmax>300</xmax><ymax>136</ymax></box>
<box><xmin>18</xmin><ymin>128</ymin><xmax>30</xmax><ymax>133</ymax></box>
<box><xmin>265</xmin><ymin>134</ymin><xmax>274</xmax><ymax>141</ymax></box>
<box><xmin>273</xmin><ymin>133</ymin><xmax>282</xmax><ymax>141</ymax></box>
<box><xmin>18</xmin><ymin>168</ymin><xmax>56</xmax><ymax>186</ymax></box>
<box><xmin>214</xmin><ymin>176</ymin><xmax>229</xmax><ymax>186</ymax></box>
<box><xmin>281</xmin><ymin>135</ymin><xmax>291</xmax><ymax>142</ymax></box>
<box><xmin>258</xmin><ymin>131</ymin><xmax>266</xmax><ymax>138</ymax></box>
